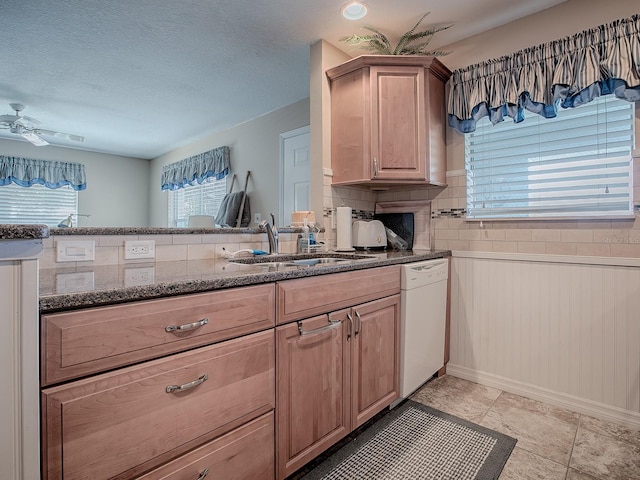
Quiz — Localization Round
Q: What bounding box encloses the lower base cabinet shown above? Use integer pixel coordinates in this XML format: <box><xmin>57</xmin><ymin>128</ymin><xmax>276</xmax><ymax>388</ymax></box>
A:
<box><xmin>138</xmin><ymin>412</ymin><xmax>274</xmax><ymax>480</ymax></box>
<box><xmin>276</xmin><ymin>295</ymin><xmax>400</xmax><ymax>480</ymax></box>
<box><xmin>41</xmin><ymin>330</ymin><xmax>275</xmax><ymax>480</ymax></box>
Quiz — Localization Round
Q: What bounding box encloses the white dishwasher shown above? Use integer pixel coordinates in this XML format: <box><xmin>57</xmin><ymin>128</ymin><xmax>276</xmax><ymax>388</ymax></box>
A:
<box><xmin>398</xmin><ymin>258</ymin><xmax>449</xmax><ymax>399</ymax></box>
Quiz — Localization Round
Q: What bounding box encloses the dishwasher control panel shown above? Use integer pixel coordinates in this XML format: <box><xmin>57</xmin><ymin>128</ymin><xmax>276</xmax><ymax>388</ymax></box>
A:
<box><xmin>401</xmin><ymin>258</ymin><xmax>448</xmax><ymax>289</ymax></box>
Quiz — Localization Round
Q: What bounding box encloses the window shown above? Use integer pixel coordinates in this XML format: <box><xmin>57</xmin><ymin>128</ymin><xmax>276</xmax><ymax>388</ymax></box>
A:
<box><xmin>465</xmin><ymin>96</ymin><xmax>635</xmax><ymax>219</ymax></box>
<box><xmin>0</xmin><ymin>183</ymin><xmax>78</xmax><ymax>226</ymax></box>
<box><xmin>168</xmin><ymin>176</ymin><xmax>227</xmax><ymax>227</ymax></box>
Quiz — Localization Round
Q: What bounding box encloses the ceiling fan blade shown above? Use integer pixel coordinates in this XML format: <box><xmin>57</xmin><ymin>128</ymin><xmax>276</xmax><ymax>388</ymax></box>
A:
<box><xmin>37</xmin><ymin>129</ymin><xmax>85</xmax><ymax>143</ymax></box>
<box><xmin>20</xmin><ymin>130</ymin><xmax>49</xmax><ymax>146</ymax></box>
<box><xmin>19</xmin><ymin>115</ymin><xmax>39</xmax><ymax>124</ymax></box>
<box><xmin>0</xmin><ymin>114</ymin><xmax>20</xmax><ymax>124</ymax></box>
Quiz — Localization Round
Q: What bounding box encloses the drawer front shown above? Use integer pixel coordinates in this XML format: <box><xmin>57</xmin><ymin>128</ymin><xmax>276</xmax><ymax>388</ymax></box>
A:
<box><xmin>139</xmin><ymin>412</ymin><xmax>274</xmax><ymax>480</ymax></box>
<box><xmin>277</xmin><ymin>266</ymin><xmax>400</xmax><ymax>324</ymax></box>
<box><xmin>42</xmin><ymin>330</ymin><xmax>275</xmax><ymax>480</ymax></box>
<box><xmin>42</xmin><ymin>284</ymin><xmax>275</xmax><ymax>385</ymax></box>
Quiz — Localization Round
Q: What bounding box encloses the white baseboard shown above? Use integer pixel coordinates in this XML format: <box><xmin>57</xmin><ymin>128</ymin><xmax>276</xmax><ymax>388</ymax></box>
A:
<box><xmin>446</xmin><ymin>364</ymin><xmax>640</xmax><ymax>429</ymax></box>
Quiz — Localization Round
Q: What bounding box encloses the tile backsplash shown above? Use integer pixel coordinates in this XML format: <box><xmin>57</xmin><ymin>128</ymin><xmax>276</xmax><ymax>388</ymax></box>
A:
<box><xmin>377</xmin><ymin>166</ymin><xmax>640</xmax><ymax>258</ymax></box>
<box><xmin>40</xmin><ymin>231</ymin><xmax>305</xmax><ymax>269</ymax></box>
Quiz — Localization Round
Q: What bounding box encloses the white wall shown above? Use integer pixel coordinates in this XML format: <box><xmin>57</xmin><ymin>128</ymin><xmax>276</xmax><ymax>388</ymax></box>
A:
<box><xmin>149</xmin><ymin>99</ymin><xmax>310</xmax><ymax>227</ymax></box>
<box><xmin>0</xmin><ymin>139</ymin><xmax>150</xmax><ymax>227</ymax></box>
<box><xmin>448</xmin><ymin>252</ymin><xmax>640</xmax><ymax>427</ymax></box>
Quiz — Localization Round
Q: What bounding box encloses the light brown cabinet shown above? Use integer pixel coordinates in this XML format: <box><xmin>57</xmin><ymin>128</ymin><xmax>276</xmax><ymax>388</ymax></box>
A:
<box><xmin>40</xmin><ymin>285</ymin><xmax>276</xmax><ymax>480</ymax></box>
<box><xmin>275</xmin><ymin>268</ymin><xmax>401</xmax><ymax>480</ymax></box>
<box><xmin>42</xmin><ymin>330</ymin><xmax>275</xmax><ymax>480</ymax></box>
<box><xmin>327</xmin><ymin>55</ymin><xmax>451</xmax><ymax>187</ymax></box>
<box><xmin>350</xmin><ymin>295</ymin><xmax>400</xmax><ymax>429</ymax></box>
<box><xmin>276</xmin><ymin>311</ymin><xmax>351</xmax><ymax>479</ymax></box>
<box><xmin>41</xmin><ymin>284</ymin><xmax>275</xmax><ymax>386</ymax></box>
<box><xmin>40</xmin><ymin>265</ymin><xmax>407</xmax><ymax>480</ymax></box>
<box><xmin>137</xmin><ymin>412</ymin><xmax>274</xmax><ymax>480</ymax></box>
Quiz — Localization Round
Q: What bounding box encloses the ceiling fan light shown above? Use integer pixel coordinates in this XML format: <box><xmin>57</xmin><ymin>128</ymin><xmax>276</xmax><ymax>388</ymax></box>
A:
<box><xmin>341</xmin><ymin>2</ymin><xmax>368</xmax><ymax>20</ymax></box>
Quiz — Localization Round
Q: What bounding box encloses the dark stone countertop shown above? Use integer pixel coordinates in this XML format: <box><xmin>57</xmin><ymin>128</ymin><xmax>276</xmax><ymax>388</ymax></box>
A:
<box><xmin>39</xmin><ymin>250</ymin><xmax>450</xmax><ymax>313</ymax></box>
<box><xmin>49</xmin><ymin>226</ymin><xmax>315</xmax><ymax>235</ymax></box>
<box><xmin>0</xmin><ymin>224</ymin><xmax>49</xmax><ymax>240</ymax></box>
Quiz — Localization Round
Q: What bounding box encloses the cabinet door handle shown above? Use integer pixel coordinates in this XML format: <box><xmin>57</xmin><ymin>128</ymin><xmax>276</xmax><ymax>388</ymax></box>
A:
<box><xmin>346</xmin><ymin>313</ymin><xmax>353</xmax><ymax>339</ymax></box>
<box><xmin>373</xmin><ymin>158</ymin><xmax>378</xmax><ymax>178</ymax></box>
<box><xmin>166</xmin><ymin>374</ymin><xmax>208</xmax><ymax>393</ymax></box>
<box><xmin>165</xmin><ymin>318</ymin><xmax>209</xmax><ymax>333</ymax></box>
<box><xmin>354</xmin><ymin>310</ymin><xmax>362</xmax><ymax>336</ymax></box>
<box><xmin>196</xmin><ymin>468</ymin><xmax>210</xmax><ymax>480</ymax></box>
<box><xmin>298</xmin><ymin>319</ymin><xmax>341</xmax><ymax>337</ymax></box>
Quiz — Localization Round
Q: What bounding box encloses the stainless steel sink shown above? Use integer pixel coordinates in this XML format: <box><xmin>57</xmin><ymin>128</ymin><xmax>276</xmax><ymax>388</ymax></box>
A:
<box><xmin>228</xmin><ymin>253</ymin><xmax>374</xmax><ymax>267</ymax></box>
<box><xmin>286</xmin><ymin>257</ymin><xmax>350</xmax><ymax>266</ymax></box>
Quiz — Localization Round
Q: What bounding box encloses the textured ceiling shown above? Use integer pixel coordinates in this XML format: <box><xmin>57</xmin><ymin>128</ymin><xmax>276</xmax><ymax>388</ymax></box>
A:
<box><xmin>0</xmin><ymin>0</ymin><xmax>565</xmax><ymax>159</ymax></box>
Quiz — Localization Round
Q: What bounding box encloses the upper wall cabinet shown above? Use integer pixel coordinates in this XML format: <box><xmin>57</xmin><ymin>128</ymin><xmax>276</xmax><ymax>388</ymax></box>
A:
<box><xmin>327</xmin><ymin>56</ymin><xmax>451</xmax><ymax>187</ymax></box>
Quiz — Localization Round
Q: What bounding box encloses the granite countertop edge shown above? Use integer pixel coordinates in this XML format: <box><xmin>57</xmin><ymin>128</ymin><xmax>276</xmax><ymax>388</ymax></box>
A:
<box><xmin>49</xmin><ymin>226</ymin><xmax>319</xmax><ymax>235</ymax></box>
<box><xmin>40</xmin><ymin>250</ymin><xmax>451</xmax><ymax>313</ymax></box>
<box><xmin>0</xmin><ymin>224</ymin><xmax>50</xmax><ymax>240</ymax></box>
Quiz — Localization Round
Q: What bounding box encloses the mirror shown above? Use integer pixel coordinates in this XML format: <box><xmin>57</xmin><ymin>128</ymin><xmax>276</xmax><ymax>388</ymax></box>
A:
<box><xmin>0</xmin><ymin>96</ymin><xmax>310</xmax><ymax>230</ymax></box>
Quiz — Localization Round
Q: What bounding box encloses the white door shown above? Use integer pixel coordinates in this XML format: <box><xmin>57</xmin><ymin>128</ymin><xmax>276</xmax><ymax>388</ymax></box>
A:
<box><xmin>280</xmin><ymin>126</ymin><xmax>310</xmax><ymax>226</ymax></box>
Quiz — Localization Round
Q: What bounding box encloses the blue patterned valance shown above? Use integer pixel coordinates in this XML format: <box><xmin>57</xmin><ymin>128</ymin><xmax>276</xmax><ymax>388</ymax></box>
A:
<box><xmin>448</xmin><ymin>14</ymin><xmax>640</xmax><ymax>133</ymax></box>
<box><xmin>0</xmin><ymin>156</ymin><xmax>86</xmax><ymax>190</ymax></box>
<box><xmin>161</xmin><ymin>146</ymin><xmax>230</xmax><ymax>191</ymax></box>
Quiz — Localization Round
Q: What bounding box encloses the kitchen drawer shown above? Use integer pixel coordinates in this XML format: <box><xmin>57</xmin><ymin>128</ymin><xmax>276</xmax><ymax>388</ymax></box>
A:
<box><xmin>138</xmin><ymin>412</ymin><xmax>274</xmax><ymax>480</ymax></box>
<box><xmin>41</xmin><ymin>330</ymin><xmax>275</xmax><ymax>480</ymax></box>
<box><xmin>276</xmin><ymin>265</ymin><xmax>400</xmax><ymax>324</ymax></box>
<box><xmin>41</xmin><ymin>283</ymin><xmax>275</xmax><ymax>385</ymax></box>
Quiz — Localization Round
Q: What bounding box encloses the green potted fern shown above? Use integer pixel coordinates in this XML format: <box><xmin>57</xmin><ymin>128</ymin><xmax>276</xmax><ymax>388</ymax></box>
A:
<box><xmin>341</xmin><ymin>12</ymin><xmax>452</xmax><ymax>56</ymax></box>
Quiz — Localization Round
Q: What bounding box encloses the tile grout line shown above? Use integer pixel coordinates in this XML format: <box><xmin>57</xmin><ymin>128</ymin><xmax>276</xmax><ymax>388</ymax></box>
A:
<box><xmin>564</xmin><ymin>414</ymin><xmax>583</xmax><ymax>480</ymax></box>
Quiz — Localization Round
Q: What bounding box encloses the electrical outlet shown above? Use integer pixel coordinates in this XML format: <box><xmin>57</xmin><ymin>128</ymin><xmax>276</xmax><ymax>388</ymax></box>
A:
<box><xmin>124</xmin><ymin>267</ymin><xmax>155</xmax><ymax>287</ymax></box>
<box><xmin>124</xmin><ymin>240</ymin><xmax>155</xmax><ymax>259</ymax></box>
<box><xmin>254</xmin><ymin>213</ymin><xmax>261</xmax><ymax>224</ymax></box>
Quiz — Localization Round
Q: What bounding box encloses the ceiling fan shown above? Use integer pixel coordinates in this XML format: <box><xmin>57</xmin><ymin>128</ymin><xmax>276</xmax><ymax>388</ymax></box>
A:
<box><xmin>0</xmin><ymin>103</ymin><xmax>84</xmax><ymax>146</ymax></box>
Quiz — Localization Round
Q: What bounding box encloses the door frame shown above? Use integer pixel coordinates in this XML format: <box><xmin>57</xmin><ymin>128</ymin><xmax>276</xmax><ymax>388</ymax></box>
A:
<box><xmin>279</xmin><ymin>125</ymin><xmax>310</xmax><ymax>226</ymax></box>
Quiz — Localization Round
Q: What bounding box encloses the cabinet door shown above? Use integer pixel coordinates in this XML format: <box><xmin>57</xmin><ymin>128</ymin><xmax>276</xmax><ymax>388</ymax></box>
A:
<box><xmin>276</xmin><ymin>311</ymin><xmax>351</xmax><ymax>480</ymax></box>
<box><xmin>351</xmin><ymin>295</ymin><xmax>400</xmax><ymax>428</ymax></box>
<box><xmin>370</xmin><ymin>66</ymin><xmax>426</xmax><ymax>181</ymax></box>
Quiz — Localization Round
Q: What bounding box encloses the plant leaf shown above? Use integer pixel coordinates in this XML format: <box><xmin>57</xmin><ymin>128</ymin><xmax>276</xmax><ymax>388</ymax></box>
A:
<box><xmin>340</xmin><ymin>13</ymin><xmax>453</xmax><ymax>56</ymax></box>
<box><xmin>394</xmin><ymin>12</ymin><xmax>431</xmax><ymax>54</ymax></box>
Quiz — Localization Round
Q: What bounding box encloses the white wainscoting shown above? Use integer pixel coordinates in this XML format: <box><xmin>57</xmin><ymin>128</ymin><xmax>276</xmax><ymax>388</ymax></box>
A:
<box><xmin>447</xmin><ymin>251</ymin><xmax>640</xmax><ymax>428</ymax></box>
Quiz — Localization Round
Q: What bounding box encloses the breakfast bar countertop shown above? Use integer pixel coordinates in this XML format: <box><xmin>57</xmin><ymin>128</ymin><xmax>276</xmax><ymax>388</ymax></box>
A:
<box><xmin>39</xmin><ymin>249</ymin><xmax>450</xmax><ymax>313</ymax></box>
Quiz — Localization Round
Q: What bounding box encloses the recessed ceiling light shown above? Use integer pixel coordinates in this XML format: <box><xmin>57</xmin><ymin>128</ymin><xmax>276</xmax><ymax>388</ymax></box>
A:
<box><xmin>341</xmin><ymin>2</ymin><xmax>368</xmax><ymax>20</ymax></box>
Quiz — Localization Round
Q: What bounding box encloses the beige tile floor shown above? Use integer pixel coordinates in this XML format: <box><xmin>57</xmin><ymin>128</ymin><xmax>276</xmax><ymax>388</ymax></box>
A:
<box><xmin>410</xmin><ymin>375</ymin><xmax>640</xmax><ymax>480</ymax></box>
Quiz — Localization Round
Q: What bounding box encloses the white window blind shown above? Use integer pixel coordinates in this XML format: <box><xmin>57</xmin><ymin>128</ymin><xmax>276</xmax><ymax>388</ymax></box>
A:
<box><xmin>168</xmin><ymin>176</ymin><xmax>227</xmax><ymax>227</ymax></box>
<box><xmin>465</xmin><ymin>96</ymin><xmax>635</xmax><ymax>219</ymax></box>
<box><xmin>0</xmin><ymin>183</ymin><xmax>78</xmax><ymax>226</ymax></box>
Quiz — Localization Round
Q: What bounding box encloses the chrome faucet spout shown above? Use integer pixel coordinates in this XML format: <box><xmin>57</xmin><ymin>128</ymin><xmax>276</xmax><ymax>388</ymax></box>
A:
<box><xmin>259</xmin><ymin>217</ymin><xmax>279</xmax><ymax>254</ymax></box>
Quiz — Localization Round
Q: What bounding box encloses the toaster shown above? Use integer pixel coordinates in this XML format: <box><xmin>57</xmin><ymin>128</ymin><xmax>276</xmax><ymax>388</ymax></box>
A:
<box><xmin>352</xmin><ymin>220</ymin><xmax>387</xmax><ymax>249</ymax></box>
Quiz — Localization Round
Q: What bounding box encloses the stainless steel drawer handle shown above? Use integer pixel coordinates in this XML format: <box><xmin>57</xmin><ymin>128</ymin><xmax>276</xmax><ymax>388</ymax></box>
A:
<box><xmin>373</xmin><ymin>158</ymin><xmax>378</xmax><ymax>178</ymax></box>
<box><xmin>346</xmin><ymin>313</ymin><xmax>353</xmax><ymax>339</ymax></box>
<box><xmin>165</xmin><ymin>318</ymin><xmax>209</xmax><ymax>333</ymax></box>
<box><xmin>166</xmin><ymin>374</ymin><xmax>208</xmax><ymax>393</ymax></box>
<box><xmin>196</xmin><ymin>468</ymin><xmax>209</xmax><ymax>480</ymax></box>
<box><xmin>298</xmin><ymin>319</ymin><xmax>341</xmax><ymax>337</ymax></box>
<box><xmin>355</xmin><ymin>310</ymin><xmax>362</xmax><ymax>336</ymax></box>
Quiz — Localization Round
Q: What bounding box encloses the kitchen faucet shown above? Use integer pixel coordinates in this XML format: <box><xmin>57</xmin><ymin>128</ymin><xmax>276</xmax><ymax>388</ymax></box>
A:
<box><xmin>259</xmin><ymin>214</ymin><xmax>279</xmax><ymax>254</ymax></box>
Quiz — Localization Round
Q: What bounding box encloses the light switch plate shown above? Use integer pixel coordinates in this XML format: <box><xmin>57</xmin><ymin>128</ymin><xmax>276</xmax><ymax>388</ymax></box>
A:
<box><xmin>56</xmin><ymin>240</ymin><xmax>95</xmax><ymax>262</ymax></box>
<box><xmin>55</xmin><ymin>272</ymin><xmax>95</xmax><ymax>293</ymax></box>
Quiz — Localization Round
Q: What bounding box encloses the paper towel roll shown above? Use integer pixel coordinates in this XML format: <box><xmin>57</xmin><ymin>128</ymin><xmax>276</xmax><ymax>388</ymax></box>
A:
<box><xmin>336</xmin><ymin>206</ymin><xmax>354</xmax><ymax>251</ymax></box>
